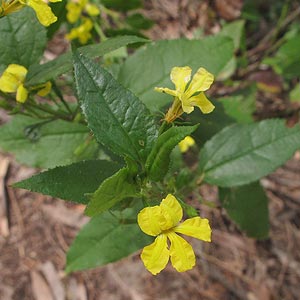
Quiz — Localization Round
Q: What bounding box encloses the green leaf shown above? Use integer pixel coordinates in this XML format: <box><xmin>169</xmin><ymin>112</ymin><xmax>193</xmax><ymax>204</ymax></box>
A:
<box><xmin>126</xmin><ymin>14</ymin><xmax>154</xmax><ymax>30</ymax></box>
<box><xmin>219</xmin><ymin>20</ymin><xmax>245</xmax><ymax>50</ymax></box>
<box><xmin>105</xmin><ymin>28</ymin><xmax>147</xmax><ymax>40</ymax></box>
<box><xmin>289</xmin><ymin>84</ymin><xmax>300</xmax><ymax>102</ymax></box>
<box><xmin>13</xmin><ymin>160</ymin><xmax>121</xmax><ymax>204</ymax></box>
<box><xmin>47</xmin><ymin>1</ymin><xmax>67</xmax><ymax>39</ymax></box>
<box><xmin>25</xmin><ymin>35</ymin><xmax>148</xmax><ymax>86</ymax></box>
<box><xmin>217</xmin><ymin>21</ymin><xmax>245</xmax><ymax>80</ymax></box>
<box><xmin>146</xmin><ymin>125</ymin><xmax>198</xmax><ymax>181</ymax></box>
<box><xmin>0</xmin><ymin>116</ymin><xmax>99</xmax><ymax>168</ymax></box>
<box><xmin>73</xmin><ymin>52</ymin><xmax>158</xmax><ymax>162</ymax></box>
<box><xmin>199</xmin><ymin>119</ymin><xmax>300</xmax><ymax>187</ymax></box>
<box><xmin>66</xmin><ymin>208</ymin><xmax>152</xmax><ymax>272</ymax></box>
<box><xmin>217</xmin><ymin>57</ymin><xmax>237</xmax><ymax>81</ymax></box>
<box><xmin>100</xmin><ymin>0</ymin><xmax>142</xmax><ymax>11</ymax></box>
<box><xmin>85</xmin><ymin>168</ymin><xmax>138</xmax><ymax>216</ymax></box>
<box><xmin>187</xmin><ymin>100</ymin><xmax>235</xmax><ymax>147</ymax></box>
<box><xmin>219</xmin><ymin>182</ymin><xmax>269</xmax><ymax>239</ymax></box>
<box><xmin>263</xmin><ymin>34</ymin><xmax>300</xmax><ymax>79</ymax></box>
<box><xmin>117</xmin><ymin>36</ymin><xmax>234</xmax><ymax>111</ymax></box>
<box><xmin>0</xmin><ymin>8</ymin><xmax>46</xmax><ymax>68</ymax></box>
<box><xmin>219</xmin><ymin>85</ymin><xmax>256</xmax><ymax>124</ymax></box>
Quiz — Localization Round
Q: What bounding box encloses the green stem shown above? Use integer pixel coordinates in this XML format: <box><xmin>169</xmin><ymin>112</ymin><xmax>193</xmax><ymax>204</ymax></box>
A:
<box><xmin>158</xmin><ymin>120</ymin><xmax>169</xmax><ymax>135</ymax></box>
<box><xmin>49</xmin><ymin>91</ymin><xmax>62</xmax><ymax>109</ymax></box>
<box><xmin>24</xmin><ymin>105</ymin><xmax>46</xmax><ymax>119</ymax></box>
<box><xmin>51</xmin><ymin>80</ymin><xmax>73</xmax><ymax>115</ymax></box>
<box><xmin>92</xmin><ymin>18</ymin><xmax>106</xmax><ymax>41</ymax></box>
<box><xmin>100</xmin><ymin>4</ymin><xmax>123</xmax><ymax>27</ymax></box>
<box><xmin>26</xmin><ymin>100</ymin><xmax>71</xmax><ymax>121</ymax></box>
<box><xmin>12</xmin><ymin>110</ymin><xmax>34</xmax><ymax>118</ymax></box>
<box><xmin>275</xmin><ymin>2</ymin><xmax>289</xmax><ymax>38</ymax></box>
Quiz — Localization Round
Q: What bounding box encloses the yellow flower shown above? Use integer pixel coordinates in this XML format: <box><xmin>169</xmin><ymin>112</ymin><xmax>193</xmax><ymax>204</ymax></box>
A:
<box><xmin>138</xmin><ymin>194</ymin><xmax>211</xmax><ymax>275</ymax></box>
<box><xmin>66</xmin><ymin>18</ymin><xmax>93</xmax><ymax>44</ymax></box>
<box><xmin>35</xmin><ymin>81</ymin><xmax>52</xmax><ymax>97</ymax></box>
<box><xmin>178</xmin><ymin>136</ymin><xmax>195</xmax><ymax>153</ymax></box>
<box><xmin>0</xmin><ymin>64</ymin><xmax>28</xmax><ymax>103</ymax></box>
<box><xmin>155</xmin><ymin>66</ymin><xmax>215</xmax><ymax>123</ymax></box>
<box><xmin>22</xmin><ymin>0</ymin><xmax>62</xmax><ymax>26</ymax></box>
<box><xmin>66</xmin><ymin>0</ymin><xmax>99</xmax><ymax>24</ymax></box>
<box><xmin>0</xmin><ymin>0</ymin><xmax>61</xmax><ymax>26</ymax></box>
<box><xmin>0</xmin><ymin>64</ymin><xmax>52</xmax><ymax>103</ymax></box>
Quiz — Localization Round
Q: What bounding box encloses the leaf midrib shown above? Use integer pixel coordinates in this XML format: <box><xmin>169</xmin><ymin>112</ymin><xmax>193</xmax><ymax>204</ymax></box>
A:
<box><xmin>203</xmin><ymin>127</ymin><xmax>300</xmax><ymax>175</ymax></box>
<box><xmin>78</xmin><ymin>56</ymin><xmax>142</xmax><ymax>161</ymax></box>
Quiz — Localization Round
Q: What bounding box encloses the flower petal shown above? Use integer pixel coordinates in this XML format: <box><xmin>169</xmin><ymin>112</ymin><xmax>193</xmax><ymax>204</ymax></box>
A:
<box><xmin>16</xmin><ymin>84</ymin><xmax>28</xmax><ymax>103</ymax></box>
<box><xmin>0</xmin><ymin>64</ymin><xmax>27</xmax><ymax>93</ymax></box>
<box><xmin>66</xmin><ymin>2</ymin><xmax>82</xmax><ymax>23</ymax></box>
<box><xmin>170</xmin><ymin>66</ymin><xmax>191</xmax><ymax>94</ymax></box>
<box><xmin>154</xmin><ymin>87</ymin><xmax>178</xmax><ymax>97</ymax></box>
<box><xmin>181</xmin><ymin>100</ymin><xmax>195</xmax><ymax>114</ymax></box>
<box><xmin>178</xmin><ymin>136</ymin><xmax>195</xmax><ymax>153</ymax></box>
<box><xmin>188</xmin><ymin>92</ymin><xmax>215</xmax><ymax>114</ymax></box>
<box><xmin>138</xmin><ymin>206</ymin><xmax>164</xmax><ymax>236</ymax></box>
<box><xmin>86</xmin><ymin>3</ymin><xmax>100</xmax><ymax>16</ymax></box>
<box><xmin>66</xmin><ymin>18</ymin><xmax>93</xmax><ymax>44</ymax></box>
<box><xmin>159</xmin><ymin>194</ymin><xmax>183</xmax><ymax>230</ymax></box>
<box><xmin>167</xmin><ymin>232</ymin><xmax>195</xmax><ymax>272</ymax></box>
<box><xmin>26</xmin><ymin>0</ymin><xmax>57</xmax><ymax>26</ymax></box>
<box><xmin>185</xmin><ymin>67</ymin><xmax>214</xmax><ymax>98</ymax></box>
<box><xmin>175</xmin><ymin>217</ymin><xmax>212</xmax><ymax>242</ymax></box>
<box><xmin>37</xmin><ymin>81</ymin><xmax>52</xmax><ymax>97</ymax></box>
<box><xmin>141</xmin><ymin>235</ymin><xmax>170</xmax><ymax>275</ymax></box>
<box><xmin>0</xmin><ymin>72</ymin><xmax>19</xmax><ymax>93</ymax></box>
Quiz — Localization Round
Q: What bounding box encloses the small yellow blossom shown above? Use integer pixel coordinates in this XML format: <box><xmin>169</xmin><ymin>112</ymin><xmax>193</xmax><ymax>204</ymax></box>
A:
<box><xmin>66</xmin><ymin>0</ymin><xmax>99</xmax><ymax>24</ymax></box>
<box><xmin>0</xmin><ymin>0</ymin><xmax>61</xmax><ymax>27</ymax></box>
<box><xmin>155</xmin><ymin>66</ymin><xmax>214</xmax><ymax>123</ymax></box>
<box><xmin>0</xmin><ymin>64</ymin><xmax>51</xmax><ymax>103</ymax></box>
<box><xmin>0</xmin><ymin>64</ymin><xmax>28</xmax><ymax>103</ymax></box>
<box><xmin>35</xmin><ymin>81</ymin><xmax>52</xmax><ymax>97</ymax></box>
<box><xmin>138</xmin><ymin>194</ymin><xmax>211</xmax><ymax>275</ymax></box>
<box><xmin>178</xmin><ymin>136</ymin><xmax>195</xmax><ymax>153</ymax></box>
<box><xmin>66</xmin><ymin>18</ymin><xmax>93</xmax><ymax>44</ymax></box>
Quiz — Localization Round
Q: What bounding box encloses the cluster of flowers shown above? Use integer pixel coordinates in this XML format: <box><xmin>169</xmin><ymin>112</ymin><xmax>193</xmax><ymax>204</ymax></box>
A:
<box><xmin>65</xmin><ymin>0</ymin><xmax>100</xmax><ymax>44</ymax></box>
